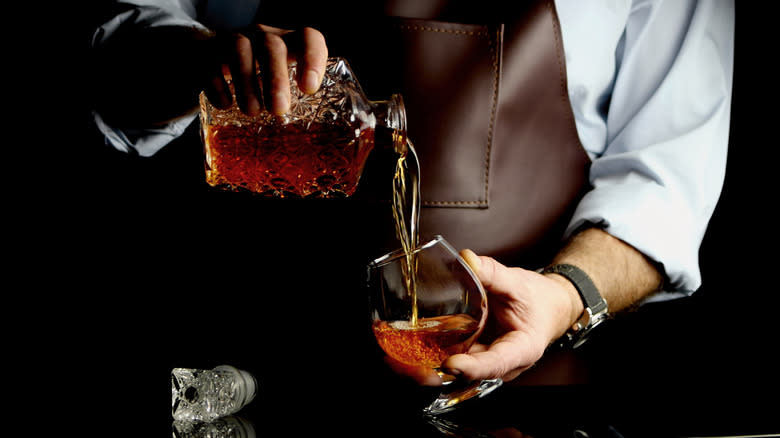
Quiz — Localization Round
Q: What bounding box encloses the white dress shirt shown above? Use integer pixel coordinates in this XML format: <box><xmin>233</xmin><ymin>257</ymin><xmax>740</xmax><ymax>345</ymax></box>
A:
<box><xmin>555</xmin><ymin>0</ymin><xmax>733</xmax><ymax>299</ymax></box>
<box><xmin>92</xmin><ymin>0</ymin><xmax>735</xmax><ymax>298</ymax></box>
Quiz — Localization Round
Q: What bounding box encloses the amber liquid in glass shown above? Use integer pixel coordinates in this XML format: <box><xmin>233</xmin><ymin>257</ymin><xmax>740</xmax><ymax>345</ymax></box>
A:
<box><xmin>204</xmin><ymin>121</ymin><xmax>374</xmax><ymax>197</ymax></box>
<box><xmin>372</xmin><ymin>314</ymin><xmax>479</xmax><ymax>367</ymax></box>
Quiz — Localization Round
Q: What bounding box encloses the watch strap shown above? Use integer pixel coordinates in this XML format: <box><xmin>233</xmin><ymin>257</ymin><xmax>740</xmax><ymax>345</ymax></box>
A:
<box><xmin>542</xmin><ymin>263</ymin><xmax>609</xmax><ymax>348</ymax></box>
<box><xmin>542</xmin><ymin>264</ymin><xmax>607</xmax><ymax>316</ymax></box>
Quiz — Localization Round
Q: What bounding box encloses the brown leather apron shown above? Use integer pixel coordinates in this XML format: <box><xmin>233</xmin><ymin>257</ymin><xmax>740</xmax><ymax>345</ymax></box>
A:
<box><xmin>261</xmin><ymin>0</ymin><xmax>591</xmax><ymax>267</ymax></box>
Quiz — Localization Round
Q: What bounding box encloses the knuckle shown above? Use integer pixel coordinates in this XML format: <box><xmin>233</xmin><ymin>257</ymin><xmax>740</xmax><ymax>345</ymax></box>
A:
<box><xmin>264</xmin><ymin>35</ymin><xmax>287</xmax><ymax>54</ymax></box>
<box><xmin>482</xmin><ymin>350</ymin><xmax>509</xmax><ymax>380</ymax></box>
<box><xmin>480</xmin><ymin>257</ymin><xmax>498</xmax><ymax>288</ymax></box>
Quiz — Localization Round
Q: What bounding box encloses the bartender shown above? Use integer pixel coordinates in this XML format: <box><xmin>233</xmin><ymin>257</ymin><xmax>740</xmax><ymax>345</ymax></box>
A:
<box><xmin>90</xmin><ymin>0</ymin><xmax>734</xmax><ymax>384</ymax></box>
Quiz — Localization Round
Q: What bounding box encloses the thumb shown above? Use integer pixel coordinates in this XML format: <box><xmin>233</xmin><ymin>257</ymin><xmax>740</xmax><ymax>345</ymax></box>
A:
<box><xmin>459</xmin><ymin>249</ymin><xmax>482</xmax><ymax>274</ymax></box>
<box><xmin>459</xmin><ymin>249</ymin><xmax>504</xmax><ymax>291</ymax></box>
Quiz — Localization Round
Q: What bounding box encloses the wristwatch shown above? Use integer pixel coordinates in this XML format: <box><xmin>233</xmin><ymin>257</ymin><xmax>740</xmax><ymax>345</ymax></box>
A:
<box><xmin>542</xmin><ymin>264</ymin><xmax>609</xmax><ymax>349</ymax></box>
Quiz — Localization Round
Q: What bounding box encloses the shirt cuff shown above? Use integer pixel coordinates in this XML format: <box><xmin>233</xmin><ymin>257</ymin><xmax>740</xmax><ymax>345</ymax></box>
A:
<box><xmin>565</xmin><ymin>172</ymin><xmax>703</xmax><ymax>299</ymax></box>
<box><xmin>93</xmin><ymin>110</ymin><xmax>198</xmax><ymax>157</ymax></box>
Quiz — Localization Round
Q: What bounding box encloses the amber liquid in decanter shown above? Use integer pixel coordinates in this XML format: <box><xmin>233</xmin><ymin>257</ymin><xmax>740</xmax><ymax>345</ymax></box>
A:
<box><xmin>200</xmin><ymin>57</ymin><xmax>406</xmax><ymax>198</ymax></box>
<box><xmin>204</xmin><ymin>120</ymin><xmax>375</xmax><ymax>197</ymax></box>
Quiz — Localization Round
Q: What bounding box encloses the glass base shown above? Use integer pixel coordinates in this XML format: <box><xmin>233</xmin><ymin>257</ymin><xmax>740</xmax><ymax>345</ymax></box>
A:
<box><xmin>423</xmin><ymin>378</ymin><xmax>503</xmax><ymax>415</ymax></box>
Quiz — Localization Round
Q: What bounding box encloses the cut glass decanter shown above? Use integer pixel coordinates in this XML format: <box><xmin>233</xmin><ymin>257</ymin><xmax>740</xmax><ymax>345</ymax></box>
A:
<box><xmin>200</xmin><ymin>57</ymin><xmax>406</xmax><ymax>198</ymax></box>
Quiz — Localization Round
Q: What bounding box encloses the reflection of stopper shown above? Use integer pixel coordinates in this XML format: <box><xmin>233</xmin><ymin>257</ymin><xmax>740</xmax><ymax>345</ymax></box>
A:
<box><xmin>215</xmin><ymin>365</ymin><xmax>258</xmax><ymax>410</ymax></box>
<box><xmin>173</xmin><ymin>415</ymin><xmax>257</xmax><ymax>438</ymax></box>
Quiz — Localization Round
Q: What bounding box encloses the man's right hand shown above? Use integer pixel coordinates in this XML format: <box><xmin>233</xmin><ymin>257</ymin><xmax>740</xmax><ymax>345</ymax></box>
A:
<box><xmin>206</xmin><ymin>25</ymin><xmax>329</xmax><ymax>116</ymax></box>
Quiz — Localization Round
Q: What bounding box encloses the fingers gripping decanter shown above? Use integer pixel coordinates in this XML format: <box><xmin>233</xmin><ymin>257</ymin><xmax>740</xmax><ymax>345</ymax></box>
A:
<box><xmin>200</xmin><ymin>57</ymin><xmax>407</xmax><ymax>197</ymax></box>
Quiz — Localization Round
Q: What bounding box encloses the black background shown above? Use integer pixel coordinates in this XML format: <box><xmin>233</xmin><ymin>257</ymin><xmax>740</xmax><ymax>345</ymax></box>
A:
<box><xmin>13</xmin><ymin>3</ymin><xmax>778</xmax><ymax>437</ymax></box>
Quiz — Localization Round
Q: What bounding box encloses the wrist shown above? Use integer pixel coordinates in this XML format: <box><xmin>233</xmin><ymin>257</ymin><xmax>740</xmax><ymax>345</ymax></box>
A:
<box><xmin>542</xmin><ymin>264</ymin><xmax>610</xmax><ymax>349</ymax></box>
<box><xmin>543</xmin><ymin>272</ymin><xmax>585</xmax><ymax>341</ymax></box>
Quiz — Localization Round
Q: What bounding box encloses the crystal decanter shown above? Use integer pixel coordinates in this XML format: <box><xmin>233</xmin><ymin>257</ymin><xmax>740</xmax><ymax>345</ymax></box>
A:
<box><xmin>200</xmin><ymin>57</ymin><xmax>407</xmax><ymax>198</ymax></box>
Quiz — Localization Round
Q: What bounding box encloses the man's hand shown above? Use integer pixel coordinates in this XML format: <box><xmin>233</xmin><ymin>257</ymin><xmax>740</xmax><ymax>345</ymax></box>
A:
<box><xmin>384</xmin><ymin>228</ymin><xmax>662</xmax><ymax>385</ymax></box>
<box><xmin>386</xmin><ymin>249</ymin><xmax>582</xmax><ymax>385</ymax></box>
<box><xmin>440</xmin><ymin>250</ymin><xmax>582</xmax><ymax>382</ymax></box>
<box><xmin>206</xmin><ymin>25</ymin><xmax>328</xmax><ymax>116</ymax></box>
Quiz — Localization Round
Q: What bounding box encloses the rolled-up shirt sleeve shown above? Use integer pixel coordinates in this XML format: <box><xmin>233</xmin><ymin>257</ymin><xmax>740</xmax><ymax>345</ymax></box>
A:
<box><xmin>92</xmin><ymin>0</ymin><xmax>260</xmax><ymax>156</ymax></box>
<box><xmin>557</xmin><ymin>0</ymin><xmax>734</xmax><ymax>297</ymax></box>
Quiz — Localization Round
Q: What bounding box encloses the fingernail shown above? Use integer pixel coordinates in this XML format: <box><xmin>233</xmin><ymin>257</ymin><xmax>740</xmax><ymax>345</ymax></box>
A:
<box><xmin>460</xmin><ymin>249</ymin><xmax>481</xmax><ymax>275</ymax></box>
<box><xmin>442</xmin><ymin>367</ymin><xmax>462</xmax><ymax>377</ymax></box>
<box><xmin>303</xmin><ymin>69</ymin><xmax>320</xmax><ymax>94</ymax></box>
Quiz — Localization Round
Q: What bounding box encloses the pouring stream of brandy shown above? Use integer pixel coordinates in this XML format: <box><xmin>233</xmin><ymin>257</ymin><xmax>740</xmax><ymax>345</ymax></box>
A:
<box><xmin>391</xmin><ymin>140</ymin><xmax>422</xmax><ymax>326</ymax></box>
